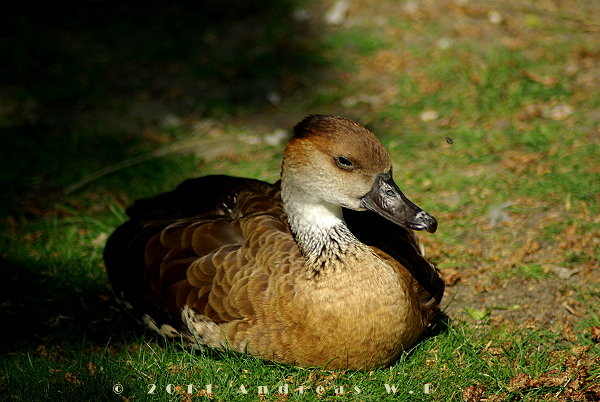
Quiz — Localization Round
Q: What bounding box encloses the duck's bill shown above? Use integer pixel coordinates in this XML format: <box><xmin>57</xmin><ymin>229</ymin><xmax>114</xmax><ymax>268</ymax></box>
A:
<box><xmin>361</xmin><ymin>172</ymin><xmax>438</xmax><ymax>233</ymax></box>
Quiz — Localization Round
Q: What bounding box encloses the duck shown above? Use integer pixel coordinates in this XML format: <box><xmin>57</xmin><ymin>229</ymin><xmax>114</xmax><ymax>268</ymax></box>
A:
<box><xmin>104</xmin><ymin>114</ymin><xmax>444</xmax><ymax>370</ymax></box>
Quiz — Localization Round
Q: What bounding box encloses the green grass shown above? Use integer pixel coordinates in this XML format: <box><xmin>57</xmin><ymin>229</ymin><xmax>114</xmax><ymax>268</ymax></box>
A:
<box><xmin>3</xmin><ymin>313</ymin><xmax>598</xmax><ymax>401</ymax></box>
<box><xmin>2</xmin><ymin>0</ymin><xmax>600</xmax><ymax>401</ymax></box>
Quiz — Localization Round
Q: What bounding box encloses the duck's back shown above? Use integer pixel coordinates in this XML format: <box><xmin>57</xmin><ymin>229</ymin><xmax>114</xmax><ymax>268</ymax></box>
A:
<box><xmin>104</xmin><ymin>175</ymin><xmax>291</xmax><ymax>338</ymax></box>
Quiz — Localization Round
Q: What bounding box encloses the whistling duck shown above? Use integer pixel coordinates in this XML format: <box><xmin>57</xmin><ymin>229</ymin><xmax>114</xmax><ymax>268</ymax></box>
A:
<box><xmin>104</xmin><ymin>115</ymin><xmax>444</xmax><ymax>370</ymax></box>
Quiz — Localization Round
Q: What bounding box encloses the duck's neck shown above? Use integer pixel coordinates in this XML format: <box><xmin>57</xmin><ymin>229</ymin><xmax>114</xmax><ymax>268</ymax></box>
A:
<box><xmin>282</xmin><ymin>193</ymin><xmax>368</xmax><ymax>276</ymax></box>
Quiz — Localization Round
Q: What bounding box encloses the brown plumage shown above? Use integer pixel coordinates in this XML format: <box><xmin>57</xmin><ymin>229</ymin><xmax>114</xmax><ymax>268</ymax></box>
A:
<box><xmin>104</xmin><ymin>115</ymin><xmax>444</xmax><ymax>370</ymax></box>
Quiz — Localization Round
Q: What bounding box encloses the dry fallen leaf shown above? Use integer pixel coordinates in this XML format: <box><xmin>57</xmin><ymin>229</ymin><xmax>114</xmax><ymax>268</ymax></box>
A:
<box><xmin>524</xmin><ymin>70</ymin><xmax>559</xmax><ymax>87</ymax></box>
<box><xmin>462</xmin><ymin>385</ymin><xmax>486</xmax><ymax>402</ymax></box>
<box><xmin>324</xmin><ymin>0</ymin><xmax>349</xmax><ymax>25</ymax></box>
<box><xmin>542</xmin><ymin>104</ymin><xmax>574</xmax><ymax>120</ymax></box>
<box><xmin>92</xmin><ymin>232</ymin><xmax>108</xmax><ymax>247</ymax></box>
<box><xmin>507</xmin><ymin>373</ymin><xmax>530</xmax><ymax>392</ymax></box>
<box><xmin>420</xmin><ymin>109</ymin><xmax>439</xmax><ymax>122</ymax></box>
<box><xmin>550</xmin><ymin>266</ymin><xmax>579</xmax><ymax>279</ymax></box>
<box><xmin>441</xmin><ymin>268</ymin><xmax>461</xmax><ymax>286</ymax></box>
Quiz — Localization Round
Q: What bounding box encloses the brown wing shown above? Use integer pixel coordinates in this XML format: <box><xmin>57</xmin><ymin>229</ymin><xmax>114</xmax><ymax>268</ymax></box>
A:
<box><xmin>104</xmin><ymin>175</ymin><xmax>288</xmax><ymax>336</ymax></box>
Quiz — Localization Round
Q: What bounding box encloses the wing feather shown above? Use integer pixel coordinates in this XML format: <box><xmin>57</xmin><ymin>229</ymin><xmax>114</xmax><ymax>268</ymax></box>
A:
<box><xmin>104</xmin><ymin>176</ymin><xmax>288</xmax><ymax>334</ymax></box>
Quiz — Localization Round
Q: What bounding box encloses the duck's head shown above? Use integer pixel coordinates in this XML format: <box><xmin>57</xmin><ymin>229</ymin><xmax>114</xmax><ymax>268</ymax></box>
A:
<box><xmin>281</xmin><ymin>115</ymin><xmax>437</xmax><ymax>233</ymax></box>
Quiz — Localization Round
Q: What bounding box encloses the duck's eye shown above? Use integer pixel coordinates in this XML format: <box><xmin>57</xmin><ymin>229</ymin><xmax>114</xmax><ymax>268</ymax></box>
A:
<box><xmin>335</xmin><ymin>156</ymin><xmax>354</xmax><ymax>170</ymax></box>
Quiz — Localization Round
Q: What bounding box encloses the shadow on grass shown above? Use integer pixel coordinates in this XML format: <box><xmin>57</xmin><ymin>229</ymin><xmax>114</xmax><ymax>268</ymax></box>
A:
<box><xmin>0</xmin><ymin>255</ymin><xmax>136</xmax><ymax>355</ymax></box>
<box><xmin>0</xmin><ymin>0</ymin><xmax>329</xmax><ymax>217</ymax></box>
<box><xmin>1</xmin><ymin>0</ymin><xmax>326</xmax><ymax>126</ymax></box>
